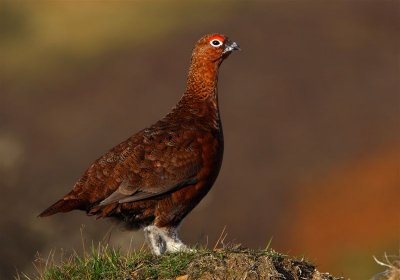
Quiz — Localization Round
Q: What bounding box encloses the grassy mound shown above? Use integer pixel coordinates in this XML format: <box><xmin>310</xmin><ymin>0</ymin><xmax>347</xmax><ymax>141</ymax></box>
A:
<box><xmin>18</xmin><ymin>244</ymin><xmax>344</xmax><ymax>280</ymax></box>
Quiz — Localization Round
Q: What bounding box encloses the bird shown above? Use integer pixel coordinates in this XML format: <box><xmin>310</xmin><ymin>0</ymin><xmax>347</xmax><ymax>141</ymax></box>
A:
<box><xmin>39</xmin><ymin>33</ymin><xmax>240</xmax><ymax>255</ymax></box>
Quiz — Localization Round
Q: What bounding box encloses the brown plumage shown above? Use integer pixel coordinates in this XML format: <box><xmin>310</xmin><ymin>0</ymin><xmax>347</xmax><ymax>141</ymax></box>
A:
<box><xmin>39</xmin><ymin>34</ymin><xmax>240</xmax><ymax>255</ymax></box>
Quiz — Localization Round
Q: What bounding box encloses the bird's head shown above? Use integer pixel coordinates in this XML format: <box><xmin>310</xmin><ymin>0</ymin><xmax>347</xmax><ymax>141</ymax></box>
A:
<box><xmin>192</xmin><ymin>33</ymin><xmax>241</xmax><ymax>63</ymax></box>
<box><xmin>185</xmin><ymin>33</ymin><xmax>240</xmax><ymax>95</ymax></box>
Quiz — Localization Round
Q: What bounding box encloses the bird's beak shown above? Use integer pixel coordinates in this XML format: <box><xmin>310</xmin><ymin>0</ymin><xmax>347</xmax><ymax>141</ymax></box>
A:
<box><xmin>223</xmin><ymin>41</ymin><xmax>241</xmax><ymax>54</ymax></box>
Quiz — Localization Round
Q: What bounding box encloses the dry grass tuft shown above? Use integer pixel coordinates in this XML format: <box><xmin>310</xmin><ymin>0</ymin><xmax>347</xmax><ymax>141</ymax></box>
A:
<box><xmin>371</xmin><ymin>254</ymin><xmax>400</xmax><ymax>280</ymax></box>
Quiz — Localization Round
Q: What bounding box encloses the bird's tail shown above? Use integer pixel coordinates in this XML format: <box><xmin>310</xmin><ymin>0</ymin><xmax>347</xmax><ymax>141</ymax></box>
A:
<box><xmin>38</xmin><ymin>198</ymin><xmax>85</xmax><ymax>217</ymax></box>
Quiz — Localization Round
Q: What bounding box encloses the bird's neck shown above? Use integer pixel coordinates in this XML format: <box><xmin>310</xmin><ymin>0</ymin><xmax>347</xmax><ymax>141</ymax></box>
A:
<box><xmin>184</xmin><ymin>58</ymin><xmax>220</xmax><ymax>101</ymax></box>
<box><xmin>172</xmin><ymin>59</ymin><xmax>221</xmax><ymax>129</ymax></box>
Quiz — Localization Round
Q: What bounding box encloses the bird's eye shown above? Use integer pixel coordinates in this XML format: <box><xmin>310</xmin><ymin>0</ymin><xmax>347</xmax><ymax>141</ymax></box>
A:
<box><xmin>210</xmin><ymin>39</ymin><xmax>223</xmax><ymax>47</ymax></box>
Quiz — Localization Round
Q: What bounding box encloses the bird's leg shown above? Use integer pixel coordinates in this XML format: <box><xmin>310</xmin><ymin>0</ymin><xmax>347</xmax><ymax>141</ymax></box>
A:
<box><xmin>143</xmin><ymin>225</ymin><xmax>166</xmax><ymax>256</ymax></box>
<box><xmin>156</xmin><ymin>227</ymin><xmax>191</xmax><ymax>253</ymax></box>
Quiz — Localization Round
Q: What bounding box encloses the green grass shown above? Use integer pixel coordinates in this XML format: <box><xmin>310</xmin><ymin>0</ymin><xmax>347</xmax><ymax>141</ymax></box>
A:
<box><xmin>26</xmin><ymin>246</ymin><xmax>196</xmax><ymax>280</ymax></box>
<box><xmin>16</xmin><ymin>229</ymin><xmax>337</xmax><ymax>280</ymax></box>
<box><xmin>17</xmin><ymin>243</ymin><xmax>292</xmax><ymax>280</ymax></box>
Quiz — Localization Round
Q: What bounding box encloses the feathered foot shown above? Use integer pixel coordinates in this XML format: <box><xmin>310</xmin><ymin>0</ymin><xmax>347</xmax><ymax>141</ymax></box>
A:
<box><xmin>143</xmin><ymin>225</ymin><xmax>193</xmax><ymax>255</ymax></box>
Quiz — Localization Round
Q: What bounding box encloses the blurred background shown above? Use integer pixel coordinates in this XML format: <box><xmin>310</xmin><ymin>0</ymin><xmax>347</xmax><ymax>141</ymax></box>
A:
<box><xmin>1</xmin><ymin>1</ymin><xmax>399</xmax><ymax>279</ymax></box>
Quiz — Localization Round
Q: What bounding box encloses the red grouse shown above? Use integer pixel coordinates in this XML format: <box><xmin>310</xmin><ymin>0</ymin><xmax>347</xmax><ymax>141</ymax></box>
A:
<box><xmin>39</xmin><ymin>34</ymin><xmax>240</xmax><ymax>255</ymax></box>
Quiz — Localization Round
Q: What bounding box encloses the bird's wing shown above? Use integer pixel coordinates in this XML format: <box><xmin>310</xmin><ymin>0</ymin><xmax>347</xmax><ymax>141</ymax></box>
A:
<box><xmin>97</xmin><ymin>124</ymin><xmax>203</xmax><ymax>206</ymax></box>
<box><xmin>99</xmin><ymin>177</ymin><xmax>198</xmax><ymax>205</ymax></box>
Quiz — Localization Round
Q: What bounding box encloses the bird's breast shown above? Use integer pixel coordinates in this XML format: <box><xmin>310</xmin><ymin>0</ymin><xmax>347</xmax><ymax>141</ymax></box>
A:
<box><xmin>196</xmin><ymin>128</ymin><xmax>223</xmax><ymax>183</ymax></box>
